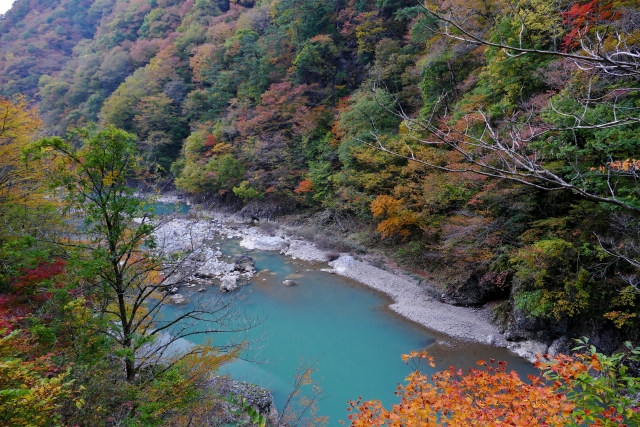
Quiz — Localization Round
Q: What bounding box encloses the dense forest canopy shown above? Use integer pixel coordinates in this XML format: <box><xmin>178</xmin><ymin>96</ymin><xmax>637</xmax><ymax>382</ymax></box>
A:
<box><xmin>1</xmin><ymin>0</ymin><xmax>640</xmax><ymax>354</ymax></box>
<box><xmin>1</xmin><ymin>0</ymin><xmax>640</xmax><ymax>424</ymax></box>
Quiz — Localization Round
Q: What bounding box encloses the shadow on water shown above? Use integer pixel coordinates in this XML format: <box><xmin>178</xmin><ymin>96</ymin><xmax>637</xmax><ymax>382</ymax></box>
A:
<box><xmin>159</xmin><ymin>233</ymin><xmax>538</xmax><ymax>426</ymax></box>
<box><xmin>146</xmin><ymin>201</ymin><xmax>191</xmax><ymax>216</ymax></box>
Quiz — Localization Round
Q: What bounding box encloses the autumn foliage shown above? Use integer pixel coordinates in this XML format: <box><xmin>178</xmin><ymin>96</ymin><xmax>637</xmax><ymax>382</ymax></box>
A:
<box><xmin>561</xmin><ymin>0</ymin><xmax>620</xmax><ymax>49</ymax></box>
<box><xmin>348</xmin><ymin>347</ymin><xmax>640</xmax><ymax>427</ymax></box>
<box><xmin>371</xmin><ymin>195</ymin><xmax>421</xmax><ymax>239</ymax></box>
<box><xmin>348</xmin><ymin>351</ymin><xmax>573</xmax><ymax>427</ymax></box>
<box><xmin>0</xmin><ymin>96</ymin><xmax>42</xmax><ymax>208</ymax></box>
<box><xmin>294</xmin><ymin>179</ymin><xmax>315</xmax><ymax>194</ymax></box>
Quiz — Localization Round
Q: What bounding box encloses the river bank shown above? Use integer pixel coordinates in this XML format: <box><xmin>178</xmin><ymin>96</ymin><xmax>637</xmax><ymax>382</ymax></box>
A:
<box><xmin>154</xmin><ymin>195</ymin><xmax>552</xmax><ymax>362</ymax></box>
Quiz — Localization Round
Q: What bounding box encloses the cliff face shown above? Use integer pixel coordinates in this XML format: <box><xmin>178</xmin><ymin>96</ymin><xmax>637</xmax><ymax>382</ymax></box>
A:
<box><xmin>2</xmin><ymin>0</ymin><xmax>639</xmax><ymax>351</ymax></box>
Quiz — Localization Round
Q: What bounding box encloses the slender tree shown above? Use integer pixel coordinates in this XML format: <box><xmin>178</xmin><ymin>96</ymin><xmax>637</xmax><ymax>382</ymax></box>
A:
<box><xmin>25</xmin><ymin>125</ymin><xmax>255</xmax><ymax>382</ymax></box>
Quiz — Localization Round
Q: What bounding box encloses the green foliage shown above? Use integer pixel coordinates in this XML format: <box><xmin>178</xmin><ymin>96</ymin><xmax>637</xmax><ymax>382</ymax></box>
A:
<box><xmin>25</xmin><ymin>126</ymin><xmax>156</xmax><ymax>380</ymax></box>
<box><xmin>510</xmin><ymin>239</ymin><xmax>592</xmax><ymax>319</ymax></box>
<box><xmin>176</xmin><ymin>151</ymin><xmax>245</xmax><ymax>193</ymax></box>
<box><xmin>225</xmin><ymin>394</ymin><xmax>268</xmax><ymax>427</ymax></box>
<box><xmin>27</xmin><ymin>126</ymin><xmax>143</xmax><ymax>232</ymax></box>
<box><xmin>337</xmin><ymin>88</ymin><xmax>401</xmax><ymax>147</ymax></box>
<box><xmin>460</xmin><ymin>43</ymin><xmax>552</xmax><ymax>117</ymax></box>
<box><xmin>308</xmin><ymin>160</ymin><xmax>334</xmax><ymax>202</ymax></box>
<box><xmin>539</xmin><ymin>338</ymin><xmax>640</xmax><ymax>426</ymax></box>
<box><xmin>233</xmin><ymin>181</ymin><xmax>263</xmax><ymax>202</ymax></box>
<box><xmin>272</xmin><ymin>0</ymin><xmax>337</xmax><ymax>46</ymax></box>
<box><xmin>394</xmin><ymin>241</ymin><xmax>425</xmax><ymax>266</ymax></box>
<box><xmin>294</xmin><ymin>35</ymin><xmax>338</xmax><ymax>85</ymax></box>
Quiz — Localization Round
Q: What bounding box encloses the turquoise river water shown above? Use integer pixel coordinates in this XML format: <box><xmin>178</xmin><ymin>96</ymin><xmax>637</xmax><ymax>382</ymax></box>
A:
<box><xmin>156</xmin><ymin>205</ymin><xmax>535</xmax><ymax>426</ymax></box>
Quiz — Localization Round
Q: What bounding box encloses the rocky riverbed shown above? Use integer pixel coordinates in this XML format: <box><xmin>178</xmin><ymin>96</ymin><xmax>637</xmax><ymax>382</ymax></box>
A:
<box><xmin>152</xmin><ymin>217</ymin><xmax>257</xmax><ymax>302</ymax></box>
<box><xmin>151</xmin><ymin>201</ymin><xmax>554</xmax><ymax>363</ymax></box>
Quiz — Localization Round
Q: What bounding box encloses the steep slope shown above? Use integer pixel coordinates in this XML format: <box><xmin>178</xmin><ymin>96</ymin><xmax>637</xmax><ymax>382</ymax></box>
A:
<box><xmin>0</xmin><ymin>0</ymin><xmax>116</xmax><ymax>96</ymax></box>
<box><xmin>0</xmin><ymin>0</ymin><xmax>639</xmax><ymax>352</ymax></box>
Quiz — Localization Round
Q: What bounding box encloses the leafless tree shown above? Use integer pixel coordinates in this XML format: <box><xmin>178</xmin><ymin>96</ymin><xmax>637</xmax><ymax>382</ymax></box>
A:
<box><xmin>276</xmin><ymin>357</ymin><xmax>327</xmax><ymax>427</ymax></box>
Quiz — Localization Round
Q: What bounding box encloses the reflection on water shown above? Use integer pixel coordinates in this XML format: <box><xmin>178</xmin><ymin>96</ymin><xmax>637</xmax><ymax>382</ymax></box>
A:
<box><xmin>158</xmin><ymin>237</ymin><xmax>537</xmax><ymax>426</ymax></box>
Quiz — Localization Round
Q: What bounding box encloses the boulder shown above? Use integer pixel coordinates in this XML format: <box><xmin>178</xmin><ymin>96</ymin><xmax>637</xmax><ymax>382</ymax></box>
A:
<box><xmin>234</xmin><ymin>255</ymin><xmax>256</xmax><ymax>273</ymax></box>
<box><xmin>191</xmin><ymin>249</ymin><xmax>208</xmax><ymax>263</ymax></box>
<box><xmin>207</xmin><ymin>377</ymin><xmax>278</xmax><ymax>425</ymax></box>
<box><xmin>548</xmin><ymin>336</ymin><xmax>571</xmax><ymax>357</ymax></box>
<box><xmin>486</xmin><ymin>335</ymin><xmax>497</xmax><ymax>346</ymax></box>
<box><xmin>506</xmin><ymin>340</ymin><xmax>549</xmax><ymax>363</ymax></box>
<box><xmin>162</xmin><ymin>274</ymin><xmax>183</xmax><ymax>287</ymax></box>
<box><xmin>253</xmin><ymin>236</ymin><xmax>288</xmax><ymax>251</ymax></box>
<box><xmin>169</xmin><ymin>294</ymin><xmax>186</xmax><ymax>304</ymax></box>
<box><xmin>329</xmin><ymin>255</ymin><xmax>355</xmax><ymax>273</ymax></box>
<box><xmin>197</xmin><ymin>258</ymin><xmax>234</xmax><ymax>278</ymax></box>
<box><xmin>220</xmin><ymin>276</ymin><xmax>238</xmax><ymax>292</ymax></box>
<box><xmin>282</xmin><ymin>280</ymin><xmax>297</xmax><ymax>287</ymax></box>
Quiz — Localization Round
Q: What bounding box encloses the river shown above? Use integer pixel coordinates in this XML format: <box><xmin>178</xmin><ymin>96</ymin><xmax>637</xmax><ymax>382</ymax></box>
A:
<box><xmin>155</xmin><ymin>202</ymin><xmax>536</xmax><ymax>426</ymax></box>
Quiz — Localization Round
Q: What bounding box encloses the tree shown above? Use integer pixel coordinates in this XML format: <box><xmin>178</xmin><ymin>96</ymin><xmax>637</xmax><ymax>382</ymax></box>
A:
<box><xmin>25</xmin><ymin>126</ymin><xmax>254</xmax><ymax>382</ymax></box>
<box><xmin>0</xmin><ymin>95</ymin><xmax>42</xmax><ymax>211</ymax></box>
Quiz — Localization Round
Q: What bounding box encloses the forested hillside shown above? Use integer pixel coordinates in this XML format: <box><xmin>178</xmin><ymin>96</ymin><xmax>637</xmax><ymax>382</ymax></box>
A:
<box><xmin>2</xmin><ymin>0</ymin><xmax>640</xmax><ymax>425</ymax></box>
<box><xmin>2</xmin><ymin>0</ymin><xmax>640</xmax><ymax>369</ymax></box>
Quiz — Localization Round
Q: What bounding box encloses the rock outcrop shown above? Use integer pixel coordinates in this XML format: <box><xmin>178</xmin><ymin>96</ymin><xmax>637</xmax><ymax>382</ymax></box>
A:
<box><xmin>506</xmin><ymin>340</ymin><xmax>549</xmax><ymax>362</ymax></box>
<box><xmin>154</xmin><ymin>219</ymin><xmax>258</xmax><ymax>301</ymax></box>
<box><xmin>206</xmin><ymin>377</ymin><xmax>278</xmax><ymax>426</ymax></box>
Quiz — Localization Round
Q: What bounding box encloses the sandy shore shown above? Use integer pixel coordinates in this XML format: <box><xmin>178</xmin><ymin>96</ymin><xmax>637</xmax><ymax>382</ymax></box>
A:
<box><xmin>328</xmin><ymin>256</ymin><xmax>506</xmax><ymax>346</ymax></box>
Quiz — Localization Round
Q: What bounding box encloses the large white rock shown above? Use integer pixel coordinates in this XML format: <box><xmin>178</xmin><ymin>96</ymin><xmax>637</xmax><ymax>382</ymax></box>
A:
<box><xmin>283</xmin><ymin>240</ymin><xmax>326</xmax><ymax>262</ymax></box>
<box><xmin>169</xmin><ymin>294</ymin><xmax>186</xmax><ymax>304</ymax></box>
<box><xmin>240</xmin><ymin>233</ymin><xmax>288</xmax><ymax>251</ymax></box>
<box><xmin>548</xmin><ymin>336</ymin><xmax>571</xmax><ymax>357</ymax></box>
<box><xmin>329</xmin><ymin>255</ymin><xmax>355</xmax><ymax>273</ymax></box>
<box><xmin>507</xmin><ymin>340</ymin><xmax>549</xmax><ymax>362</ymax></box>
<box><xmin>153</xmin><ymin>219</ymin><xmax>217</xmax><ymax>254</ymax></box>
<box><xmin>196</xmin><ymin>258</ymin><xmax>235</xmax><ymax>278</ymax></box>
<box><xmin>192</xmin><ymin>248</ymin><xmax>214</xmax><ymax>263</ymax></box>
<box><xmin>220</xmin><ymin>276</ymin><xmax>238</xmax><ymax>292</ymax></box>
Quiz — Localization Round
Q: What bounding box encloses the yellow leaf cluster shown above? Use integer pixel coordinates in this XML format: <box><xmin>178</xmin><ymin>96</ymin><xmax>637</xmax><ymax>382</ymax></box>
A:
<box><xmin>0</xmin><ymin>331</ymin><xmax>73</xmax><ymax>427</ymax></box>
<box><xmin>0</xmin><ymin>96</ymin><xmax>44</xmax><ymax>210</ymax></box>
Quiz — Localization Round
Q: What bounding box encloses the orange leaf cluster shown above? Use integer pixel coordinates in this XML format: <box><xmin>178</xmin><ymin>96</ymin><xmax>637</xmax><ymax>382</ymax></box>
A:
<box><xmin>371</xmin><ymin>195</ymin><xmax>421</xmax><ymax>239</ymax></box>
<box><xmin>294</xmin><ymin>179</ymin><xmax>315</xmax><ymax>194</ymax></box>
<box><xmin>607</xmin><ymin>159</ymin><xmax>640</xmax><ymax>172</ymax></box>
<box><xmin>562</xmin><ymin>0</ymin><xmax>619</xmax><ymax>50</ymax></box>
<box><xmin>348</xmin><ymin>353</ymin><xmax>574</xmax><ymax>427</ymax></box>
